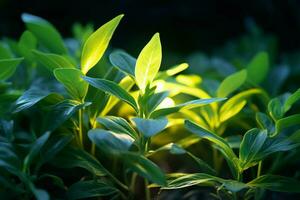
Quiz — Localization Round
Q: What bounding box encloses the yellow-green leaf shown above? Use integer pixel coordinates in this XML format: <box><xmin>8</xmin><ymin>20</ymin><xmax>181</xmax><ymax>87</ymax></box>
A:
<box><xmin>135</xmin><ymin>33</ymin><xmax>162</xmax><ymax>93</ymax></box>
<box><xmin>81</xmin><ymin>14</ymin><xmax>124</xmax><ymax>74</ymax></box>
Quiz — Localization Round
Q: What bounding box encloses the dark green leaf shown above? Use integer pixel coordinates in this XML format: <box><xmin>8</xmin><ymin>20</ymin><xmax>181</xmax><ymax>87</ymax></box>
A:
<box><xmin>52</xmin><ymin>147</ymin><xmax>107</xmax><ymax>176</ymax></box>
<box><xmin>0</xmin><ymin>58</ymin><xmax>23</xmax><ymax>80</ymax></box>
<box><xmin>54</xmin><ymin>68</ymin><xmax>89</xmax><ymax>101</ymax></box>
<box><xmin>33</xmin><ymin>50</ymin><xmax>75</xmax><ymax>71</ymax></box>
<box><xmin>109</xmin><ymin>50</ymin><xmax>136</xmax><ymax>77</ymax></box>
<box><xmin>97</xmin><ymin>116</ymin><xmax>138</xmax><ymax>140</ymax></box>
<box><xmin>82</xmin><ymin>76</ymin><xmax>138</xmax><ymax>112</ymax></box>
<box><xmin>23</xmin><ymin>132</ymin><xmax>51</xmax><ymax>171</ymax></box>
<box><xmin>132</xmin><ymin>117</ymin><xmax>168</xmax><ymax>138</ymax></box>
<box><xmin>239</xmin><ymin>129</ymin><xmax>268</xmax><ymax>170</ymax></box>
<box><xmin>67</xmin><ymin>180</ymin><xmax>118</xmax><ymax>200</ymax></box>
<box><xmin>248</xmin><ymin>175</ymin><xmax>300</xmax><ymax>193</ymax></box>
<box><xmin>21</xmin><ymin>13</ymin><xmax>67</xmax><ymax>54</ymax></box>
<box><xmin>185</xmin><ymin>120</ymin><xmax>239</xmax><ymax>178</ymax></box>
<box><xmin>88</xmin><ymin>129</ymin><xmax>134</xmax><ymax>151</ymax></box>
<box><xmin>123</xmin><ymin>152</ymin><xmax>166</xmax><ymax>186</ymax></box>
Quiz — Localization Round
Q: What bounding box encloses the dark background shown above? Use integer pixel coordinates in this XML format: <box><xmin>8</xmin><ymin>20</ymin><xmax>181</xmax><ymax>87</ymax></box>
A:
<box><xmin>1</xmin><ymin>0</ymin><xmax>300</xmax><ymax>55</ymax></box>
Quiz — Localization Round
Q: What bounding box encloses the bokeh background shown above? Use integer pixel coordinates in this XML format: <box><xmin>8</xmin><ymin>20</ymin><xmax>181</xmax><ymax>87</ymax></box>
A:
<box><xmin>1</xmin><ymin>0</ymin><xmax>300</xmax><ymax>54</ymax></box>
<box><xmin>1</xmin><ymin>0</ymin><xmax>300</xmax><ymax>94</ymax></box>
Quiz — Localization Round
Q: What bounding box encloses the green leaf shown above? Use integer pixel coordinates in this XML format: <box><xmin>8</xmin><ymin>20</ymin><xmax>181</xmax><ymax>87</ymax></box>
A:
<box><xmin>23</xmin><ymin>132</ymin><xmax>51</xmax><ymax>171</ymax></box>
<box><xmin>14</xmin><ymin>87</ymin><xmax>63</xmax><ymax>113</ymax></box>
<box><xmin>284</xmin><ymin>88</ymin><xmax>300</xmax><ymax>113</ymax></box>
<box><xmin>273</xmin><ymin>114</ymin><xmax>300</xmax><ymax>136</ymax></box>
<box><xmin>0</xmin><ymin>58</ymin><xmax>23</xmax><ymax>80</ymax></box>
<box><xmin>88</xmin><ymin>129</ymin><xmax>134</xmax><ymax>152</ymax></box>
<box><xmin>21</xmin><ymin>13</ymin><xmax>67</xmax><ymax>54</ymax></box>
<box><xmin>18</xmin><ymin>31</ymin><xmax>37</xmax><ymax>61</ymax></box>
<box><xmin>0</xmin><ymin>42</ymin><xmax>12</xmax><ymax>58</ymax></box>
<box><xmin>45</xmin><ymin>100</ymin><xmax>91</xmax><ymax>132</ymax></box>
<box><xmin>101</xmin><ymin>75</ymin><xmax>135</xmax><ymax>116</ymax></box>
<box><xmin>97</xmin><ymin>116</ymin><xmax>138</xmax><ymax>140</ymax></box>
<box><xmin>67</xmin><ymin>180</ymin><xmax>118</xmax><ymax>200</ymax></box>
<box><xmin>220</xmin><ymin>88</ymin><xmax>265</xmax><ymax>122</ymax></box>
<box><xmin>109</xmin><ymin>50</ymin><xmax>136</xmax><ymax>77</ymax></box>
<box><xmin>33</xmin><ymin>50</ymin><xmax>75</xmax><ymax>71</ymax></box>
<box><xmin>164</xmin><ymin>173</ymin><xmax>247</xmax><ymax>192</ymax></box>
<box><xmin>246</xmin><ymin>52</ymin><xmax>269</xmax><ymax>84</ymax></box>
<box><xmin>268</xmin><ymin>94</ymin><xmax>289</xmax><ymax>120</ymax></box>
<box><xmin>52</xmin><ymin>147</ymin><xmax>107</xmax><ymax>176</ymax></box>
<box><xmin>239</xmin><ymin>129</ymin><xmax>268</xmax><ymax>170</ymax></box>
<box><xmin>81</xmin><ymin>14</ymin><xmax>124</xmax><ymax>74</ymax></box>
<box><xmin>123</xmin><ymin>152</ymin><xmax>166</xmax><ymax>186</ymax></box>
<box><xmin>82</xmin><ymin>76</ymin><xmax>138</xmax><ymax>112</ymax></box>
<box><xmin>132</xmin><ymin>117</ymin><xmax>168</xmax><ymax>138</ymax></box>
<box><xmin>217</xmin><ymin>69</ymin><xmax>247</xmax><ymax>97</ymax></box>
<box><xmin>256</xmin><ymin>112</ymin><xmax>275</xmax><ymax>134</ymax></box>
<box><xmin>248</xmin><ymin>175</ymin><xmax>300</xmax><ymax>193</ymax></box>
<box><xmin>186</xmin><ymin>152</ymin><xmax>217</xmax><ymax>175</ymax></box>
<box><xmin>54</xmin><ymin>68</ymin><xmax>88</xmax><ymax>101</ymax></box>
<box><xmin>184</xmin><ymin>120</ymin><xmax>239</xmax><ymax>178</ymax></box>
<box><xmin>40</xmin><ymin>134</ymin><xmax>73</xmax><ymax>165</ymax></box>
<box><xmin>146</xmin><ymin>91</ymin><xmax>169</xmax><ymax>115</ymax></box>
<box><xmin>151</xmin><ymin>98</ymin><xmax>225</xmax><ymax>118</ymax></box>
<box><xmin>135</xmin><ymin>33</ymin><xmax>162</xmax><ymax>92</ymax></box>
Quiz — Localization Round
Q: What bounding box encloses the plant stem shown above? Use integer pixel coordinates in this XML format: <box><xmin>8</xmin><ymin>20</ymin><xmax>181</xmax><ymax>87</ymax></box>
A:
<box><xmin>145</xmin><ymin>179</ymin><xmax>151</xmax><ymax>200</ymax></box>
<box><xmin>257</xmin><ymin>161</ymin><xmax>262</xmax><ymax>177</ymax></box>
<box><xmin>78</xmin><ymin>109</ymin><xmax>84</xmax><ymax>148</ymax></box>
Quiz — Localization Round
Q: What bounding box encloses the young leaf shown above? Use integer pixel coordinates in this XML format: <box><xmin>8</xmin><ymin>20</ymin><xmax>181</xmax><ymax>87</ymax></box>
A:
<box><xmin>81</xmin><ymin>14</ymin><xmax>124</xmax><ymax>74</ymax></box>
<box><xmin>33</xmin><ymin>50</ymin><xmax>75</xmax><ymax>71</ymax></box>
<box><xmin>54</xmin><ymin>68</ymin><xmax>88</xmax><ymax>101</ymax></box>
<box><xmin>219</xmin><ymin>88</ymin><xmax>265</xmax><ymax>122</ymax></box>
<box><xmin>0</xmin><ymin>58</ymin><xmax>23</xmax><ymax>80</ymax></box>
<box><xmin>67</xmin><ymin>180</ymin><xmax>118</xmax><ymax>200</ymax></box>
<box><xmin>248</xmin><ymin>175</ymin><xmax>300</xmax><ymax>193</ymax></box>
<box><xmin>239</xmin><ymin>129</ymin><xmax>268</xmax><ymax>170</ymax></box>
<box><xmin>151</xmin><ymin>98</ymin><xmax>225</xmax><ymax>118</ymax></box>
<box><xmin>21</xmin><ymin>13</ymin><xmax>67</xmax><ymax>54</ymax></box>
<box><xmin>109</xmin><ymin>50</ymin><xmax>136</xmax><ymax>77</ymax></box>
<box><xmin>88</xmin><ymin>129</ymin><xmax>134</xmax><ymax>152</ymax></box>
<box><xmin>135</xmin><ymin>33</ymin><xmax>162</xmax><ymax>92</ymax></box>
<box><xmin>246</xmin><ymin>52</ymin><xmax>269</xmax><ymax>84</ymax></box>
<box><xmin>132</xmin><ymin>117</ymin><xmax>168</xmax><ymax>138</ymax></box>
<box><xmin>217</xmin><ymin>69</ymin><xmax>247</xmax><ymax>97</ymax></box>
<box><xmin>97</xmin><ymin>116</ymin><xmax>138</xmax><ymax>140</ymax></box>
<box><xmin>123</xmin><ymin>152</ymin><xmax>167</xmax><ymax>186</ymax></box>
<box><xmin>82</xmin><ymin>76</ymin><xmax>138</xmax><ymax>112</ymax></box>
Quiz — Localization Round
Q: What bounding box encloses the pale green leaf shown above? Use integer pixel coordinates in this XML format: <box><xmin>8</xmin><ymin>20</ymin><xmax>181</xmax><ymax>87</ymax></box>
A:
<box><xmin>81</xmin><ymin>14</ymin><xmax>124</xmax><ymax>74</ymax></box>
<box><xmin>135</xmin><ymin>33</ymin><xmax>162</xmax><ymax>92</ymax></box>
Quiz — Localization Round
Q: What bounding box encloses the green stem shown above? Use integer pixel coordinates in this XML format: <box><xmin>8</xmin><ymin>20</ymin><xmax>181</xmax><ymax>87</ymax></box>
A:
<box><xmin>145</xmin><ymin>179</ymin><xmax>150</xmax><ymax>200</ymax></box>
<box><xmin>78</xmin><ymin>109</ymin><xmax>84</xmax><ymax>148</ymax></box>
<box><xmin>257</xmin><ymin>161</ymin><xmax>262</xmax><ymax>177</ymax></box>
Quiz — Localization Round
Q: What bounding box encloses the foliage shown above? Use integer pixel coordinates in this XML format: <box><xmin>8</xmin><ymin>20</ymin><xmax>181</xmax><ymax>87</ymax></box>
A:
<box><xmin>0</xmin><ymin>13</ymin><xmax>299</xmax><ymax>200</ymax></box>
